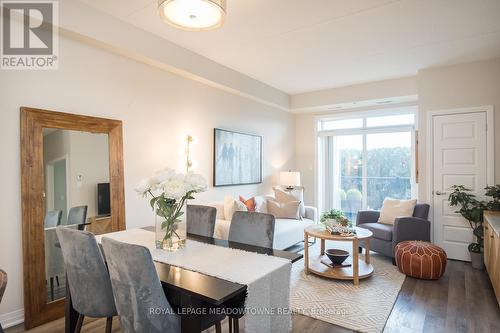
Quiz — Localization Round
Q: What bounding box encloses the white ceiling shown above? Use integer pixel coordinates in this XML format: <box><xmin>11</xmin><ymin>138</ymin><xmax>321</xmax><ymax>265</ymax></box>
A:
<box><xmin>80</xmin><ymin>0</ymin><xmax>500</xmax><ymax>94</ymax></box>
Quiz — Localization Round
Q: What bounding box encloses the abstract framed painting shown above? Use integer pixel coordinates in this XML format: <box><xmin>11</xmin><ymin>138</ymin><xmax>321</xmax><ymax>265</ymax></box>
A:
<box><xmin>213</xmin><ymin>128</ymin><xmax>262</xmax><ymax>187</ymax></box>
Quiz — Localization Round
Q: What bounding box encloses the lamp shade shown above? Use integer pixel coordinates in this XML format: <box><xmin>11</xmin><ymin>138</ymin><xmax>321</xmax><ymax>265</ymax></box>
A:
<box><xmin>280</xmin><ymin>171</ymin><xmax>301</xmax><ymax>187</ymax></box>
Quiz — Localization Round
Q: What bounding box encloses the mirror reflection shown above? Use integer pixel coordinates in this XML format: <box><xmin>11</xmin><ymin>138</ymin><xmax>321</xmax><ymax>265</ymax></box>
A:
<box><xmin>42</xmin><ymin>128</ymin><xmax>110</xmax><ymax>303</ymax></box>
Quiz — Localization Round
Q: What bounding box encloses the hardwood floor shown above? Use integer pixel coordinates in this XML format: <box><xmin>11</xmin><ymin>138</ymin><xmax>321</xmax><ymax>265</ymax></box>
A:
<box><xmin>6</xmin><ymin>260</ymin><xmax>499</xmax><ymax>333</ymax></box>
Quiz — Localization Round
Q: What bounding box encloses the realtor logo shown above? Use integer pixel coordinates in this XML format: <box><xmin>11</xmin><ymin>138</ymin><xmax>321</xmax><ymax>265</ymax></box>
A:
<box><xmin>1</xmin><ymin>0</ymin><xmax>58</xmax><ymax>69</ymax></box>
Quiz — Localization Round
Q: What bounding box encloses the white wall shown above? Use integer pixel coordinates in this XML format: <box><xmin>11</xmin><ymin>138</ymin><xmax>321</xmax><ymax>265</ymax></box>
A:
<box><xmin>67</xmin><ymin>131</ymin><xmax>109</xmax><ymax>218</ymax></box>
<box><xmin>417</xmin><ymin>58</ymin><xmax>500</xmax><ymax>202</ymax></box>
<box><xmin>0</xmin><ymin>33</ymin><xmax>295</xmax><ymax>322</ymax></box>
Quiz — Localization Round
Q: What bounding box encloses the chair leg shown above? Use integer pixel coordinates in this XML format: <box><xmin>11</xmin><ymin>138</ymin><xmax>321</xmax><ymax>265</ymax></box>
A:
<box><xmin>50</xmin><ymin>277</ymin><xmax>54</xmax><ymax>301</ymax></box>
<box><xmin>215</xmin><ymin>320</ymin><xmax>222</xmax><ymax>333</ymax></box>
<box><xmin>233</xmin><ymin>318</ymin><xmax>239</xmax><ymax>332</ymax></box>
<box><xmin>75</xmin><ymin>314</ymin><xmax>84</xmax><ymax>333</ymax></box>
<box><xmin>56</xmin><ymin>275</ymin><xmax>60</xmax><ymax>286</ymax></box>
<box><xmin>358</xmin><ymin>246</ymin><xmax>363</xmax><ymax>254</ymax></box>
<box><xmin>392</xmin><ymin>257</ymin><xmax>396</xmax><ymax>266</ymax></box>
<box><xmin>228</xmin><ymin>317</ymin><xmax>233</xmax><ymax>333</ymax></box>
<box><xmin>105</xmin><ymin>316</ymin><xmax>113</xmax><ymax>333</ymax></box>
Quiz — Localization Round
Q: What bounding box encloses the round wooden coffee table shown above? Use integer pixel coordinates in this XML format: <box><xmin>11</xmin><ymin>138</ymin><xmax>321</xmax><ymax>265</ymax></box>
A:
<box><xmin>304</xmin><ymin>225</ymin><xmax>374</xmax><ymax>285</ymax></box>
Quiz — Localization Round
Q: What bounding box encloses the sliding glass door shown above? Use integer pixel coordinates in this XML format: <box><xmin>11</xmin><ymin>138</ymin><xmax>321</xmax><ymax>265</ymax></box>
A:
<box><xmin>318</xmin><ymin>110</ymin><xmax>416</xmax><ymax>224</ymax></box>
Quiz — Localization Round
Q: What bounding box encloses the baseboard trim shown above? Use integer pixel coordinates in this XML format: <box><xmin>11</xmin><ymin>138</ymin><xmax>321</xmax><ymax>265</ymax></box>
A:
<box><xmin>0</xmin><ymin>309</ymin><xmax>24</xmax><ymax>329</ymax></box>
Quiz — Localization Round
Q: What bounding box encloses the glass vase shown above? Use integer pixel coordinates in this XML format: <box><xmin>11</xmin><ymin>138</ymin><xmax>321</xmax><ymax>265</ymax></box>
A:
<box><xmin>155</xmin><ymin>201</ymin><xmax>186</xmax><ymax>251</ymax></box>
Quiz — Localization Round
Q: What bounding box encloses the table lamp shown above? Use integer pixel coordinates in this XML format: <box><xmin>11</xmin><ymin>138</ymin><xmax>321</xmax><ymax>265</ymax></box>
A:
<box><xmin>280</xmin><ymin>171</ymin><xmax>301</xmax><ymax>190</ymax></box>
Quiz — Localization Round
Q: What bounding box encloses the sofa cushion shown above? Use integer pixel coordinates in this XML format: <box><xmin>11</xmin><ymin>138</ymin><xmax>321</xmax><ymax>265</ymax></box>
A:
<box><xmin>210</xmin><ymin>202</ymin><xmax>225</xmax><ymax>220</ymax></box>
<box><xmin>214</xmin><ymin>217</ymin><xmax>315</xmax><ymax>250</ymax></box>
<box><xmin>378</xmin><ymin>198</ymin><xmax>417</xmax><ymax>225</ymax></box>
<box><xmin>223</xmin><ymin>196</ymin><xmax>247</xmax><ymax>221</ymax></box>
<box><xmin>273</xmin><ymin>187</ymin><xmax>305</xmax><ymax>217</ymax></box>
<box><xmin>359</xmin><ymin>223</ymin><xmax>393</xmax><ymax>241</ymax></box>
<box><xmin>267</xmin><ymin>199</ymin><xmax>301</xmax><ymax>219</ymax></box>
<box><xmin>239</xmin><ymin>196</ymin><xmax>256</xmax><ymax>212</ymax></box>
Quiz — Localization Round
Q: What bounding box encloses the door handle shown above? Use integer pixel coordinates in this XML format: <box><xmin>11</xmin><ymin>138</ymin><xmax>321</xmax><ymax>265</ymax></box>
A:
<box><xmin>435</xmin><ymin>191</ymin><xmax>447</xmax><ymax>195</ymax></box>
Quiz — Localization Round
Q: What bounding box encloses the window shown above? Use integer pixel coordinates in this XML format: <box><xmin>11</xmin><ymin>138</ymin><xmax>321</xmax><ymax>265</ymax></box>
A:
<box><xmin>318</xmin><ymin>110</ymin><xmax>416</xmax><ymax>223</ymax></box>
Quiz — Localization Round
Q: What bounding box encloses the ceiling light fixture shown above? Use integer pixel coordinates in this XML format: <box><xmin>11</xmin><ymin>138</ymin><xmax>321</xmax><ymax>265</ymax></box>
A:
<box><xmin>158</xmin><ymin>0</ymin><xmax>226</xmax><ymax>31</ymax></box>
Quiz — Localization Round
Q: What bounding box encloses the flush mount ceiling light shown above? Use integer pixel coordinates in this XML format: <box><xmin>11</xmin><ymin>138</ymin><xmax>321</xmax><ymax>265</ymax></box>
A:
<box><xmin>158</xmin><ymin>0</ymin><xmax>226</xmax><ymax>31</ymax></box>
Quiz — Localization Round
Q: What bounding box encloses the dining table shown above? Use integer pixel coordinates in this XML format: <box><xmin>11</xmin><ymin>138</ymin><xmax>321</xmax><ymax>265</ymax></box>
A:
<box><xmin>64</xmin><ymin>227</ymin><xmax>303</xmax><ymax>333</ymax></box>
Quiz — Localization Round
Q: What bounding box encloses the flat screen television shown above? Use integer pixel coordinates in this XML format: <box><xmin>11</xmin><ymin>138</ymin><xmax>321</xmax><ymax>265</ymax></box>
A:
<box><xmin>97</xmin><ymin>182</ymin><xmax>111</xmax><ymax>216</ymax></box>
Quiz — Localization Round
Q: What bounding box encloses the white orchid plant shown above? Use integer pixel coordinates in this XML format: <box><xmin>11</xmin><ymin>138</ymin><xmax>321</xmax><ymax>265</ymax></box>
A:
<box><xmin>136</xmin><ymin>168</ymin><xmax>207</xmax><ymax>246</ymax></box>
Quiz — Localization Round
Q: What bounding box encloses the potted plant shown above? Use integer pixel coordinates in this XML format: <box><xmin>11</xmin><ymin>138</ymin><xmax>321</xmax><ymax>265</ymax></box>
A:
<box><xmin>448</xmin><ymin>184</ymin><xmax>500</xmax><ymax>269</ymax></box>
<box><xmin>320</xmin><ymin>209</ymin><xmax>352</xmax><ymax>234</ymax></box>
<box><xmin>136</xmin><ymin>168</ymin><xmax>207</xmax><ymax>251</ymax></box>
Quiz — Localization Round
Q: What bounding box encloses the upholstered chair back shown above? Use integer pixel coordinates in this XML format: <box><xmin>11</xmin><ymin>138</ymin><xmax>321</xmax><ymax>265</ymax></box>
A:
<box><xmin>187</xmin><ymin>204</ymin><xmax>217</xmax><ymax>237</ymax></box>
<box><xmin>229</xmin><ymin>211</ymin><xmax>275</xmax><ymax>248</ymax></box>
<box><xmin>44</xmin><ymin>210</ymin><xmax>62</xmax><ymax>228</ymax></box>
<box><xmin>101</xmin><ymin>237</ymin><xmax>180</xmax><ymax>333</ymax></box>
<box><xmin>56</xmin><ymin>227</ymin><xmax>116</xmax><ymax>317</ymax></box>
<box><xmin>67</xmin><ymin>206</ymin><xmax>88</xmax><ymax>226</ymax></box>
<box><xmin>413</xmin><ymin>204</ymin><xmax>430</xmax><ymax>220</ymax></box>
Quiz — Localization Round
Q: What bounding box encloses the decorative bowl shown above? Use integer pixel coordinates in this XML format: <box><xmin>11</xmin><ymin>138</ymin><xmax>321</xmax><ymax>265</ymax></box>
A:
<box><xmin>325</xmin><ymin>249</ymin><xmax>349</xmax><ymax>265</ymax></box>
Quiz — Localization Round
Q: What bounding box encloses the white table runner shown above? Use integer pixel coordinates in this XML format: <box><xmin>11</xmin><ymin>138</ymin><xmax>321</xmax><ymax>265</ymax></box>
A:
<box><xmin>96</xmin><ymin>228</ymin><xmax>292</xmax><ymax>333</ymax></box>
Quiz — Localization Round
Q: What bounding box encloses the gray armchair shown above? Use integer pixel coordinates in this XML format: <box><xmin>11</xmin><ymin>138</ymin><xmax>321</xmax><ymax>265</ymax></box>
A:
<box><xmin>357</xmin><ymin>203</ymin><xmax>430</xmax><ymax>260</ymax></box>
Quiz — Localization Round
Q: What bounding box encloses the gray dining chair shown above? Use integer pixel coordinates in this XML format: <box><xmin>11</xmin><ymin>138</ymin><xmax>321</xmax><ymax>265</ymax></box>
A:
<box><xmin>187</xmin><ymin>204</ymin><xmax>217</xmax><ymax>237</ymax></box>
<box><xmin>0</xmin><ymin>269</ymin><xmax>7</xmax><ymax>333</ymax></box>
<box><xmin>229</xmin><ymin>211</ymin><xmax>276</xmax><ymax>249</ymax></box>
<box><xmin>44</xmin><ymin>228</ymin><xmax>65</xmax><ymax>301</ymax></box>
<box><xmin>44</xmin><ymin>210</ymin><xmax>62</xmax><ymax>228</ymax></box>
<box><xmin>227</xmin><ymin>211</ymin><xmax>276</xmax><ymax>332</ymax></box>
<box><xmin>56</xmin><ymin>227</ymin><xmax>117</xmax><ymax>333</ymax></box>
<box><xmin>67</xmin><ymin>205</ymin><xmax>88</xmax><ymax>229</ymax></box>
<box><xmin>101</xmin><ymin>237</ymin><xmax>180</xmax><ymax>333</ymax></box>
<box><xmin>44</xmin><ymin>209</ymin><xmax>64</xmax><ymax>301</ymax></box>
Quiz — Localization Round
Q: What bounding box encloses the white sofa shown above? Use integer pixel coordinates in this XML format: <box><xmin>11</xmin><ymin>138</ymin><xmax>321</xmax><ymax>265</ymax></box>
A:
<box><xmin>210</xmin><ymin>196</ymin><xmax>318</xmax><ymax>250</ymax></box>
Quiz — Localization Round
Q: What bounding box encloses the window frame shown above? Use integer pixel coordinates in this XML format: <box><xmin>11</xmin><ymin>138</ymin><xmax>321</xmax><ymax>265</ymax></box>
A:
<box><xmin>315</xmin><ymin>106</ymin><xmax>418</xmax><ymax>216</ymax></box>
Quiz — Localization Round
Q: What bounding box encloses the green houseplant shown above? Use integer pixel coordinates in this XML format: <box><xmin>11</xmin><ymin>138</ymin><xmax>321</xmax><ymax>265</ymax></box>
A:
<box><xmin>320</xmin><ymin>209</ymin><xmax>352</xmax><ymax>234</ymax></box>
<box><xmin>448</xmin><ymin>184</ymin><xmax>500</xmax><ymax>269</ymax></box>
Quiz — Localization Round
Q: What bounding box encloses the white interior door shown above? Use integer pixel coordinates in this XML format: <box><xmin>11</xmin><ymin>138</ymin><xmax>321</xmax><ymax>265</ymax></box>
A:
<box><xmin>432</xmin><ymin>112</ymin><xmax>488</xmax><ymax>261</ymax></box>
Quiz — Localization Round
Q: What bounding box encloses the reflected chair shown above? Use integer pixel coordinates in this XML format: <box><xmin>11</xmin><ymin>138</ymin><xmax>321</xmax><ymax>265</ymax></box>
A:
<box><xmin>67</xmin><ymin>205</ymin><xmax>88</xmax><ymax>230</ymax></box>
<box><xmin>44</xmin><ymin>228</ymin><xmax>65</xmax><ymax>301</ymax></box>
<box><xmin>44</xmin><ymin>210</ymin><xmax>62</xmax><ymax>228</ymax></box>
<box><xmin>0</xmin><ymin>269</ymin><xmax>7</xmax><ymax>333</ymax></box>
<box><xmin>229</xmin><ymin>211</ymin><xmax>275</xmax><ymax>248</ymax></box>
<box><xmin>187</xmin><ymin>204</ymin><xmax>217</xmax><ymax>237</ymax></box>
<box><xmin>44</xmin><ymin>209</ymin><xmax>64</xmax><ymax>300</ymax></box>
<box><xmin>56</xmin><ymin>227</ymin><xmax>117</xmax><ymax>333</ymax></box>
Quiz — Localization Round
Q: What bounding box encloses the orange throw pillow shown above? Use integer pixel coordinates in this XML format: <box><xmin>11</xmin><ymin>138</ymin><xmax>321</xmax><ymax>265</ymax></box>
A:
<box><xmin>239</xmin><ymin>196</ymin><xmax>256</xmax><ymax>212</ymax></box>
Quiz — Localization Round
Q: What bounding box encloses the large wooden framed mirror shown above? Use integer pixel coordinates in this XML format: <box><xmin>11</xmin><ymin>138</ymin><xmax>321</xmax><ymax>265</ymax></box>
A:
<box><xmin>20</xmin><ymin>107</ymin><xmax>126</xmax><ymax>328</ymax></box>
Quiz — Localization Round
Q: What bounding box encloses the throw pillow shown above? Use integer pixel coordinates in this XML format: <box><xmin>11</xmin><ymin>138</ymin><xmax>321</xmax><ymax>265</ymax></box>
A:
<box><xmin>378</xmin><ymin>198</ymin><xmax>417</xmax><ymax>225</ymax></box>
<box><xmin>273</xmin><ymin>187</ymin><xmax>305</xmax><ymax>217</ymax></box>
<box><xmin>267</xmin><ymin>199</ymin><xmax>301</xmax><ymax>220</ymax></box>
<box><xmin>224</xmin><ymin>196</ymin><xmax>247</xmax><ymax>221</ymax></box>
<box><xmin>254</xmin><ymin>196</ymin><xmax>268</xmax><ymax>213</ymax></box>
<box><xmin>239</xmin><ymin>196</ymin><xmax>256</xmax><ymax>212</ymax></box>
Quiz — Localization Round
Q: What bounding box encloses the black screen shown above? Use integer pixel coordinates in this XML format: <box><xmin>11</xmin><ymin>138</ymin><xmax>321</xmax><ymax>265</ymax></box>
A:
<box><xmin>97</xmin><ymin>183</ymin><xmax>111</xmax><ymax>216</ymax></box>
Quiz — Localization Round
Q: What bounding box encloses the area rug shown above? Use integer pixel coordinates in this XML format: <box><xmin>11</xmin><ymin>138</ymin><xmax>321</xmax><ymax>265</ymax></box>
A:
<box><xmin>290</xmin><ymin>241</ymin><xmax>405</xmax><ymax>333</ymax></box>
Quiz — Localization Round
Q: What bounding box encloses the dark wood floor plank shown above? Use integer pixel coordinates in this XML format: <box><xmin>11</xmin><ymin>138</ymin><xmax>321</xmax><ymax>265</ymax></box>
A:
<box><xmin>445</xmin><ymin>260</ymin><xmax>468</xmax><ymax>333</ymax></box>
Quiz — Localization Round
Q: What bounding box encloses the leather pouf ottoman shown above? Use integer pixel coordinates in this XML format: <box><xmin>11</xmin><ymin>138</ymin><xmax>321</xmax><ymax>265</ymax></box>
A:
<box><xmin>395</xmin><ymin>241</ymin><xmax>447</xmax><ymax>280</ymax></box>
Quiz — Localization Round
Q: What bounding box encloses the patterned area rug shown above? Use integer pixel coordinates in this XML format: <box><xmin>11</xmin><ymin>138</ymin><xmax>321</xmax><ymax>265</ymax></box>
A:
<box><xmin>290</xmin><ymin>241</ymin><xmax>406</xmax><ymax>333</ymax></box>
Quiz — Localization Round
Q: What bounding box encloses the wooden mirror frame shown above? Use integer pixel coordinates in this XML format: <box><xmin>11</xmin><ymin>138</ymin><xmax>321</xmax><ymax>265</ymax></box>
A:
<box><xmin>20</xmin><ymin>107</ymin><xmax>126</xmax><ymax>328</ymax></box>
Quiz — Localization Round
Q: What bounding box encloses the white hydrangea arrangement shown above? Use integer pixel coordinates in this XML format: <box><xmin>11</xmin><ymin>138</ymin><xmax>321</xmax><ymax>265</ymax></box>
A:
<box><xmin>136</xmin><ymin>168</ymin><xmax>207</xmax><ymax>249</ymax></box>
